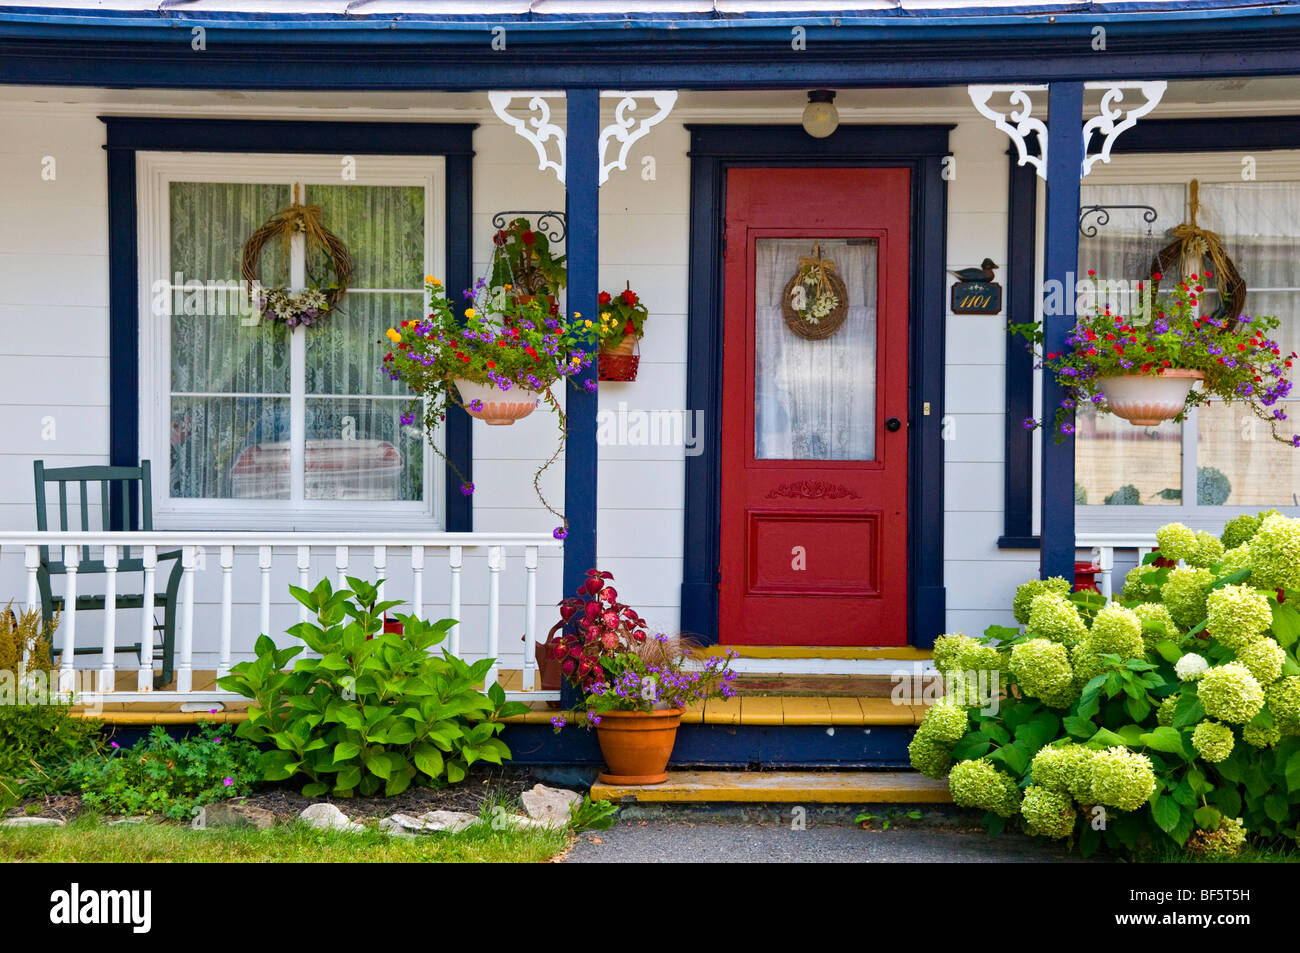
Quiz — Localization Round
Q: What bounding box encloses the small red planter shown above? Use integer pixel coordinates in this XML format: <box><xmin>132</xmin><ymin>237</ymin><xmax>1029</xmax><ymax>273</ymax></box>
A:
<box><xmin>598</xmin><ymin>336</ymin><xmax>640</xmax><ymax>382</ymax></box>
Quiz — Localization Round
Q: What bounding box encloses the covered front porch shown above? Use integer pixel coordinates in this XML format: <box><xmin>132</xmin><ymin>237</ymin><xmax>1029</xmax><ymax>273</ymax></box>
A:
<box><xmin>3</xmin><ymin>3</ymin><xmax>1300</xmax><ymax>761</ymax></box>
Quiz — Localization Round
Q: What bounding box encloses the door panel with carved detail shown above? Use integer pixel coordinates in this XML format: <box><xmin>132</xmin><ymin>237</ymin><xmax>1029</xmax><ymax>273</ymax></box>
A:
<box><xmin>719</xmin><ymin>168</ymin><xmax>910</xmax><ymax>645</ymax></box>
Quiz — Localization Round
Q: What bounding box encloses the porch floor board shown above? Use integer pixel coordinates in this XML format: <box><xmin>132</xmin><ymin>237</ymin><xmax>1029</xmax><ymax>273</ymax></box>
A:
<box><xmin>590</xmin><ymin>770</ymin><xmax>951</xmax><ymax>804</ymax></box>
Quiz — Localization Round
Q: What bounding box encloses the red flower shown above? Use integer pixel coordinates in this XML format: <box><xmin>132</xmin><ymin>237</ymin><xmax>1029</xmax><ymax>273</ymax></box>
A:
<box><xmin>521</xmin><ymin>230</ymin><xmax>536</xmax><ymax>245</ymax></box>
<box><xmin>620</xmin><ymin>288</ymin><xmax>638</xmax><ymax>306</ymax></box>
<box><xmin>624</xmin><ymin>322</ymin><xmax>636</xmax><ymax>336</ymax></box>
<box><xmin>493</xmin><ymin>230</ymin><xmax>508</xmax><ymax>246</ymax></box>
<box><xmin>1153</xmin><ymin>271</ymin><xmax>1163</xmax><ymax>281</ymax></box>
<box><xmin>486</xmin><ymin>360</ymin><xmax>496</xmax><ymax>369</ymax></box>
<box><xmin>598</xmin><ymin>291</ymin><xmax>612</xmax><ymax>305</ymax></box>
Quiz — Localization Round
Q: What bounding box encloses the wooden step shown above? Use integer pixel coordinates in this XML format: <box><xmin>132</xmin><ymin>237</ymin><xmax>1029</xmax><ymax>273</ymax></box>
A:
<box><xmin>591</xmin><ymin>769</ymin><xmax>951</xmax><ymax>804</ymax></box>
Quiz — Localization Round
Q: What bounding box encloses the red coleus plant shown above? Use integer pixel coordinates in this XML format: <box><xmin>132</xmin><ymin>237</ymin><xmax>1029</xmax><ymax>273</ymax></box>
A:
<box><xmin>549</xmin><ymin>569</ymin><xmax>648</xmax><ymax>690</ymax></box>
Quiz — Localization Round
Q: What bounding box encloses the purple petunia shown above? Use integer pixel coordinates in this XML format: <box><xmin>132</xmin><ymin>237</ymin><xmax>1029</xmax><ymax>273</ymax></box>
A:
<box><xmin>460</xmin><ymin>482</ymin><xmax>475</xmax><ymax>496</ymax></box>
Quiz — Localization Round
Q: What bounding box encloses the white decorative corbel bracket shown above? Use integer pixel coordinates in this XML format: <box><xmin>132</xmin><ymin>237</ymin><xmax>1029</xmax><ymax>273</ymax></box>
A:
<box><xmin>488</xmin><ymin>90</ymin><xmax>568</xmax><ymax>184</ymax></box>
<box><xmin>598</xmin><ymin>90</ymin><xmax>677</xmax><ymax>186</ymax></box>
<box><xmin>969</xmin><ymin>84</ymin><xmax>1049</xmax><ymax>180</ymax></box>
<box><xmin>489</xmin><ymin>89</ymin><xmax>677</xmax><ymax>188</ymax></box>
<box><xmin>1082</xmin><ymin>81</ymin><xmax>1167</xmax><ymax>177</ymax></box>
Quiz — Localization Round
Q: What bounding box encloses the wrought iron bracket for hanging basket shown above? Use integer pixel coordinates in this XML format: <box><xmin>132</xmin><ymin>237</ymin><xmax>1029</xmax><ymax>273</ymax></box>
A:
<box><xmin>1078</xmin><ymin>204</ymin><xmax>1159</xmax><ymax>238</ymax></box>
<box><xmin>491</xmin><ymin>210</ymin><xmax>567</xmax><ymax>243</ymax></box>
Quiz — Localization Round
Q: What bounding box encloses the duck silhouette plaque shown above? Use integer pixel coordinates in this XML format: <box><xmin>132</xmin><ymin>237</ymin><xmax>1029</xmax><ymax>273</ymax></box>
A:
<box><xmin>949</xmin><ymin>258</ymin><xmax>1002</xmax><ymax>315</ymax></box>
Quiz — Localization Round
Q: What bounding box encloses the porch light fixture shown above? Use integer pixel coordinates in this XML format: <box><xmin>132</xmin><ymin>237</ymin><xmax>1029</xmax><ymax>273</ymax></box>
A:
<box><xmin>802</xmin><ymin>90</ymin><xmax>839</xmax><ymax>139</ymax></box>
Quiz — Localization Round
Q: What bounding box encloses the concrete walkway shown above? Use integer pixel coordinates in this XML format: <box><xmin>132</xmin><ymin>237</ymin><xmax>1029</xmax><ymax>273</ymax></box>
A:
<box><xmin>563</xmin><ymin>818</ymin><xmax>1095</xmax><ymax>863</ymax></box>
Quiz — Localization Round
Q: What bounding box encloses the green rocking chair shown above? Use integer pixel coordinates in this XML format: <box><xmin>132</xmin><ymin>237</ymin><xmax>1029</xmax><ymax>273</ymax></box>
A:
<box><xmin>33</xmin><ymin>460</ymin><xmax>183</xmax><ymax>690</ymax></box>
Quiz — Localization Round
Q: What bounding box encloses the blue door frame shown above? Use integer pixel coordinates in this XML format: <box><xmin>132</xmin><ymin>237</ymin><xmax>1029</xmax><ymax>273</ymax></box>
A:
<box><xmin>680</xmin><ymin>124</ymin><xmax>951</xmax><ymax>649</ymax></box>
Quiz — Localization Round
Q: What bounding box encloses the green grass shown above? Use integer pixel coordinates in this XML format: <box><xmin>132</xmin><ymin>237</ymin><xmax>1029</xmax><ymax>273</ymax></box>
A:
<box><xmin>0</xmin><ymin>813</ymin><xmax>570</xmax><ymax>863</ymax></box>
<box><xmin>1133</xmin><ymin>842</ymin><xmax>1300</xmax><ymax>863</ymax></box>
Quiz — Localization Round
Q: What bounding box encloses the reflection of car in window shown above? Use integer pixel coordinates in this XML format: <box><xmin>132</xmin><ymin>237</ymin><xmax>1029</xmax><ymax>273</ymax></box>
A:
<box><xmin>230</xmin><ymin>440</ymin><xmax>403</xmax><ymax>500</ymax></box>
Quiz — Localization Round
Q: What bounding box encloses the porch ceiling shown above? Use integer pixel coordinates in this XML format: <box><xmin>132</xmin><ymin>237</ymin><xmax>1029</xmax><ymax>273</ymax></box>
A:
<box><xmin>3</xmin><ymin>81</ymin><xmax>1300</xmax><ymax>122</ymax></box>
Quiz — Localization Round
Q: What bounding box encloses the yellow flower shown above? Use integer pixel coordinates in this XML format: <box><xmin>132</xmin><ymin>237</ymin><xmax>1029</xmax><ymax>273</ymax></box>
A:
<box><xmin>504</xmin><ymin>283</ymin><xmax>512</xmax><ymax>291</ymax></box>
<box><xmin>385</xmin><ymin>328</ymin><xmax>401</xmax><ymax>343</ymax></box>
<box><xmin>425</xmin><ymin>275</ymin><xmax>442</xmax><ymax>287</ymax></box>
<box><xmin>601</xmin><ymin>311</ymin><xmax>611</xmax><ymax>320</ymax></box>
<box><xmin>573</xmin><ymin>312</ymin><xmax>582</xmax><ymax>319</ymax></box>
<box><xmin>584</xmin><ymin>320</ymin><xmax>593</xmax><ymax>329</ymax></box>
<box><xmin>464</xmin><ymin>308</ymin><xmax>476</xmax><ymax>319</ymax></box>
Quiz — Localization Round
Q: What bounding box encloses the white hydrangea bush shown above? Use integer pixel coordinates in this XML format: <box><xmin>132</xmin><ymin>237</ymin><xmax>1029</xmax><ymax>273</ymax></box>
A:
<box><xmin>915</xmin><ymin>511</ymin><xmax>1300</xmax><ymax>857</ymax></box>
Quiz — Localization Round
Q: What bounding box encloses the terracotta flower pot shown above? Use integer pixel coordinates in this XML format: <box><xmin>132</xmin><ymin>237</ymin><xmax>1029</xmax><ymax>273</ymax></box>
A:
<box><xmin>1096</xmin><ymin>369</ymin><xmax>1204</xmax><ymax>426</ymax></box>
<box><xmin>453</xmin><ymin>378</ymin><xmax>544</xmax><ymax>426</ymax></box>
<box><xmin>594</xmin><ymin>708</ymin><xmax>683</xmax><ymax>785</ymax></box>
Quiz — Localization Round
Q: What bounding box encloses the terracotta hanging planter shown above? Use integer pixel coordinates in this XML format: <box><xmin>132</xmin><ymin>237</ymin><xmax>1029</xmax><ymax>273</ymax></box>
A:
<box><xmin>594</xmin><ymin>708</ymin><xmax>684</xmax><ymax>784</ymax></box>
<box><xmin>598</xmin><ymin>335</ymin><xmax>640</xmax><ymax>382</ymax></box>
<box><xmin>1096</xmin><ymin>369</ymin><xmax>1204</xmax><ymax>426</ymax></box>
<box><xmin>453</xmin><ymin>378</ymin><xmax>544</xmax><ymax>426</ymax></box>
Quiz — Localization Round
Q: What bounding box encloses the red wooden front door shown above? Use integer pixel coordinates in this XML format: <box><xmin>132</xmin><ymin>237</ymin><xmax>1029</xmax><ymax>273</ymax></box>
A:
<box><xmin>719</xmin><ymin>168</ymin><xmax>911</xmax><ymax>646</ymax></box>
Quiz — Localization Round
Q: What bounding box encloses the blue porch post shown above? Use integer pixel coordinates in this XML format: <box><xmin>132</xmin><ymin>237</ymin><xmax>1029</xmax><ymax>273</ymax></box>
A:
<box><xmin>563</xmin><ymin>89</ymin><xmax>600</xmax><ymax>601</ymax></box>
<box><xmin>1040</xmin><ymin>82</ymin><xmax>1083</xmax><ymax>581</ymax></box>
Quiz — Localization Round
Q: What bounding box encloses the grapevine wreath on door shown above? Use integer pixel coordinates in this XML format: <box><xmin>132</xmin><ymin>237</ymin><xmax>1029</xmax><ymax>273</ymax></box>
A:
<box><xmin>782</xmin><ymin>242</ymin><xmax>849</xmax><ymax>340</ymax></box>
<box><xmin>241</xmin><ymin>184</ymin><xmax>354</xmax><ymax>328</ymax></box>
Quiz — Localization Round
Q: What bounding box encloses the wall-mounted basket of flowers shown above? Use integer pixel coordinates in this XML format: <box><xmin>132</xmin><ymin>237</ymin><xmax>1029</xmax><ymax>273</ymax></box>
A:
<box><xmin>489</xmin><ymin>216</ymin><xmax>567</xmax><ymax>317</ymax></box>
<box><xmin>597</xmin><ymin>284</ymin><xmax>649</xmax><ymax>382</ymax></box>
<box><xmin>381</xmin><ymin>276</ymin><xmax>595</xmax><ymax>539</ymax></box>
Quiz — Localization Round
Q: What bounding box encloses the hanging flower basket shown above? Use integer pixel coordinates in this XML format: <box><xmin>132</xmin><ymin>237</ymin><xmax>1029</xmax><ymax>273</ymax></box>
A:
<box><xmin>782</xmin><ymin>242</ymin><xmax>848</xmax><ymax>340</ymax></box>
<box><xmin>598</xmin><ymin>335</ymin><xmax>640</xmax><ymax>382</ymax></box>
<box><xmin>1095</xmin><ymin>369</ymin><xmax>1204</xmax><ymax>426</ymax></box>
<box><xmin>452</xmin><ymin>377</ymin><xmax>545</xmax><ymax>426</ymax></box>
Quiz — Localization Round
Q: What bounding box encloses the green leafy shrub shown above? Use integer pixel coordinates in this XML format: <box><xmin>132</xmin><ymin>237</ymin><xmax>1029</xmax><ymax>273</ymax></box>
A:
<box><xmin>72</xmin><ymin>723</ymin><xmax>260</xmax><ymax>820</ymax></box>
<box><xmin>218</xmin><ymin>577</ymin><xmax>528</xmax><ymax>797</ymax></box>
<box><xmin>916</xmin><ymin>510</ymin><xmax>1300</xmax><ymax>856</ymax></box>
<box><xmin>0</xmin><ymin>704</ymin><xmax>105</xmax><ymax>808</ymax></box>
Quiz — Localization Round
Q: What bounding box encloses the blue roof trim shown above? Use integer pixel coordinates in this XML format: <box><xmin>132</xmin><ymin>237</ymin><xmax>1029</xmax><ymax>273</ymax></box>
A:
<box><xmin>3</xmin><ymin>2</ymin><xmax>1300</xmax><ymax>44</ymax></box>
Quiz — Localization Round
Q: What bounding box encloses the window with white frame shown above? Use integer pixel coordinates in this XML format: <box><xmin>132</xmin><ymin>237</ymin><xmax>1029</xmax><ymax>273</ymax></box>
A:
<box><xmin>1076</xmin><ymin>154</ymin><xmax>1300</xmax><ymax>529</ymax></box>
<box><xmin>138</xmin><ymin>154</ymin><xmax>444</xmax><ymax>528</ymax></box>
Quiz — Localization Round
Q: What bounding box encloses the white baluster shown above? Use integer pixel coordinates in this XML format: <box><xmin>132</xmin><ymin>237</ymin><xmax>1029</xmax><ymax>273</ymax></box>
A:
<box><xmin>448</xmin><ymin>545</ymin><xmax>463</xmax><ymax>657</ymax></box>
<box><xmin>297</xmin><ymin>545</ymin><xmax>311</xmax><ymax>624</ymax></box>
<box><xmin>99</xmin><ymin>544</ymin><xmax>118</xmax><ymax>694</ymax></box>
<box><xmin>177</xmin><ymin>545</ymin><xmax>196</xmax><ymax>693</ymax></box>
<box><xmin>59</xmin><ymin>545</ymin><xmax>79</xmax><ymax>696</ymax></box>
<box><xmin>335</xmin><ymin>545</ymin><xmax>349</xmax><ymax>592</ymax></box>
<box><xmin>138</xmin><ymin>545</ymin><xmax>156</xmax><ymax>692</ymax></box>
<box><xmin>23</xmin><ymin>545</ymin><xmax>38</xmax><ymax>671</ymax></box>
<box><xmin>24</xmin><ymin>544</ymin><xmax>39</xmax><ymax>613</ymax></box>
<box><xmin>218</xmin><ymin>546</ymin><xmax>235</xmax><ymax>679</ymax></box>
<box><xmin>522</xmin><ymin>546</ymin><xmax>539</xmax><ymax>690</ymax></box>
<box><xmin>374</xmin><ymin>545</ymin><xmax>387</xmax><ymax>605</ymax></box>
<box><xmin>258</xmin><ymin>545</ymin><xmax>273</xmax><ymax>639</ymax></box>
<box><xmin>411</xmin><ymin>546</ymin><xmax>425</xmax><ymax>619</ymax></box>
<box><xmin>486</xmin><ymin>546</ymin><xmax>504</xmax><ymax>690</ymax></box>
<box><xmin>1098</xmin><ymin>545</ymin><xmax>1115</xmax><ymax>603</ymax></box>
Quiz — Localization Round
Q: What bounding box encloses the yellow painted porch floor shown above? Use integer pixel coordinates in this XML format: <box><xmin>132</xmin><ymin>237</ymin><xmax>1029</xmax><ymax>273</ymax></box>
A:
<box><xmin>71</xmin><ymin>670</ymin><xmax>932</xmax><ymax>728</ymax></box>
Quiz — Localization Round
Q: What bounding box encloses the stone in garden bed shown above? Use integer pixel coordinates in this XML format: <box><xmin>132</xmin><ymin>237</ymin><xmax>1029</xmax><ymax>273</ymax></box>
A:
<box><xmin>379</xmin><ymin>810</ymin><xmax>480</xmax><ymax>836</ymax></box>
<box><xmin>203</xmin><ymin>800</ymin><xmax>277</xmax><ymax>830</ymax></box>
<box><xmin>521</xmin><ymin>784</ymin><xmax>581</xmax><ymax>827</ymax></box>
<box><xmin>1</xmin><ymin>816</ymin><xmax>66</xmax><ymax>827</ymax></box>
<box><xmin>299</xmin><ymin>802</ymin><xmax>364</xmax><ymax>833</ymax></box>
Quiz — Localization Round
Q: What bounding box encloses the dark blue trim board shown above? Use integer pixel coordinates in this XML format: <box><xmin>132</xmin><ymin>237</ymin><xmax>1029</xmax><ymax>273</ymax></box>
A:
<box><xmin>100</xmin><ymin>117</ymin><xmax>477</xmax><ymax>531</ymax></box>
<box><xmin>998</xmin><ymin>136</ymin><xmax>1041</xmax><ymax>551</ymax></box>
<box><xmin>12</xmin><ymin>7</ymin><xmax>1300</xmax><ymax>89</ymax></box>
<box><xmin>681</xmin><ymin>124</ymin><xmax>951</xmax><ymax>648</ymax></box>
<box><xmin>1040</xmin><ymin>85</ymin><xmax>1084</xmax><ymax>581</ymax></box>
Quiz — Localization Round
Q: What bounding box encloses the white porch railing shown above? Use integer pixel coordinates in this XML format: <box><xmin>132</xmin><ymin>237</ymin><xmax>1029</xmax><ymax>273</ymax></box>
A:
<box><xmin>1077</xmin><ymin>531</ymin><xmax>1158</xmax><ymax>602</ymax></box>
<box><xmin>0</xmin><ymin>531</ymin><xmax>563</xmax><ymax>706</ymax></box>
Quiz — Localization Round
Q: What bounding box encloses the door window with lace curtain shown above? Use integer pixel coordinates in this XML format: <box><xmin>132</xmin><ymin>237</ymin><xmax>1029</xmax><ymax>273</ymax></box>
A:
<box><xmin>139</xmin><ymin>154</ymin><xmax>443</xmax><ymax>528</ymax></box>
<box><xmin>1077</xmin><ymin>168</ymin><xmax>1300</xmax><ymax>523</ymax></box>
